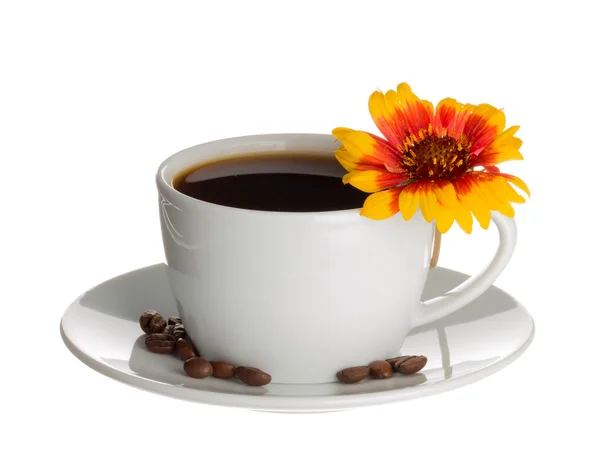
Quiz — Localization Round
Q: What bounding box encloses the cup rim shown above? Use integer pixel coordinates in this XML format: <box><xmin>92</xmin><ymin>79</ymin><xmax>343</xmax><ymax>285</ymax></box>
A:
<box><xmin>155</xmin><ymin>132</ymin><xmax>365</xmax><ymax>218</ymax></box>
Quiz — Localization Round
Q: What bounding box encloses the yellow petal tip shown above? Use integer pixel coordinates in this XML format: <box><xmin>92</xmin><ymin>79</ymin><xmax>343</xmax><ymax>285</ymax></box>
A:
<box><xmin>332</xmin><ymin>127</ymin><xmax>354</xmax><ymax>140</ymax></box>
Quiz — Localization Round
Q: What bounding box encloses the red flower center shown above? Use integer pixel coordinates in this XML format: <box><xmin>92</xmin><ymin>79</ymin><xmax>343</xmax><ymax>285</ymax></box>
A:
<box><xmin>402</xmin><ymin>135</ymin><xmax>471</xmax><ymax>181</ymax></box>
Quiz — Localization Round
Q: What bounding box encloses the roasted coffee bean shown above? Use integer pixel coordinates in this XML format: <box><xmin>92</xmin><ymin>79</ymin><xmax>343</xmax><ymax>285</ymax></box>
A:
<box><xmin>171</xmin><ymin>324</ymin><xmax>185</xmax><ymax>339</ymax></box>
<box><xmin>145</xmin><ymin>333</ymin><xmax>176</xmax><ymax>354</ymax></box>
<box><xmin>394</xmin><ymin>355</ymin><xmax>428</xmax><ymax>375</ymax></box>
<box><xmin>235</xmin><ymin>367</ymin><xmax>272</xmax><ymax>386</ymax></box>
<box><xmin>184</xmin><ymin>358</ymin><xmax>213</xmax><ymax>379</ymax></box>
<box><xmin>211</xmin><ymin>362</ymin><xmax>236</xmax><ymax>379</ymax></box>
<box><xmin>139</xmin><ymin>310</ymin><xmax>166</xmax><ymax>334</ymax></box>
<box><xmin>386</xmin><ymin>356</ymin><xmax>411</xmax><ymax>368</ymax></box>
<box><xmin>163</xmin><ymin>323</ymin><xmax>186</xmax><ymax>339</ymax></box>
<box><xmin>168</xmin><ymin>316</ymin><xmax>182</xmax><ymax>326</ymax></box>
<box><xmin>368</xmin><ymin>360</ymin><xmax>393</xmax><ymax>379</ymax></box>
<box><xmin>388</xmin><ymin>356</ymin><xmax>414</xmax><ymax>370</ymax></box>
<box><xmin>176</xmin><ymin>338</ymin><xmax>197</xmax><ymax>361</ymax></box>
<box><xmin>336</xmin><ymin>366</ymin><xmax>370</xmax><ymax>384</ymax></box>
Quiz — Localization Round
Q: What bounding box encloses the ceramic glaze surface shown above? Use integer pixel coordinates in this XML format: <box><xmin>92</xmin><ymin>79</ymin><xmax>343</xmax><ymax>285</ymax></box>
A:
<box><xmin>156</xmin><ymin>134</ymin><xmax>517</xmax><ymax>384</ymax></box>
<box><xmin>60</xmin><ymin>264</ymin><xmax>534</xmax><ymax>412</ymax></box>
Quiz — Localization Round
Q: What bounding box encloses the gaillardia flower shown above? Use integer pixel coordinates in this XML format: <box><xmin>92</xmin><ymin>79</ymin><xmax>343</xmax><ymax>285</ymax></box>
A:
<box><xmin>333</xmin><ymin>83</ymin><xmax>530</xmax><ymax>234</ymax></box>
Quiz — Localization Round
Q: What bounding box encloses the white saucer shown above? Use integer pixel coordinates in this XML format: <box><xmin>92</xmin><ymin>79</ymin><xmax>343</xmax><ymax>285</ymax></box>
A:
<box><xmin>60</xmin><ymin>263</ymin><xmax>534</xmax><ymax>413</ymax></box>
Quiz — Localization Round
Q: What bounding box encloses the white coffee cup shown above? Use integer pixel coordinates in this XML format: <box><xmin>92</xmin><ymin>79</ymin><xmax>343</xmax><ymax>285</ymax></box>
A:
<box><xmin>156</xmin><ymin>133</ymin><xmax>517</xmax><ymax>384</ymax></box>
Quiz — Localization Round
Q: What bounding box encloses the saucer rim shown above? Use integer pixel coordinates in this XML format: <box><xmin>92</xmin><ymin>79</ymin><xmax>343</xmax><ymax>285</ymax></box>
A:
<box><xmin>60</xmin><ymin>263</ymin><xmax>535</xmax><ymax>412</ymax></box>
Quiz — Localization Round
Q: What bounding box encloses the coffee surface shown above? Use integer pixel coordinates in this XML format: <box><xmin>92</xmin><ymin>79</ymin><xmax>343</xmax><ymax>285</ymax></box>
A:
<box><xmin>172</xmin><ymin>154</ymin><xmax>369</xmax><ymax>212</ymax></box>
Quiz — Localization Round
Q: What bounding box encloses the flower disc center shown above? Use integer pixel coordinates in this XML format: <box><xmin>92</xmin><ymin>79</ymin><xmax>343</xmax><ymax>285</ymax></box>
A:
<box><xmin>403</xmin><ymin>135</ymin><xmax>470</xmax><ymax>180</ymax></box>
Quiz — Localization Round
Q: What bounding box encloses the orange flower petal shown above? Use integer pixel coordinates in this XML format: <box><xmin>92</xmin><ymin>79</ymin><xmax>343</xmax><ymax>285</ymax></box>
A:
<box><xmin>493</xmin><ymin>201</ymin><xmax>515</xmax><ymax>218</ymax></box>
<box><xmin>432</xmin><ymin>180</ymin><xmax>459</xmax><ymax>208</ymax></box>
<box><xmin>434</xmin><ymin>98</ymin><xmax>461</xmax><ymax>130</ymax></box>
<box><xmin>369</xmin><ymin>83</ymin><xmax>434</xmax><ymax>149</ymax></box>
<box><xmin>420</xmin><ymin>181</ymin><xmax>463</xmax><ymax>233</ymax></box>
<box><xmin>452</xmin><ymin>174</ymin><xmax>492</xmax><ymax>229</ymax></box>
<box><xmin>463</xmin><ymin>104</ymin><xmax>506</xmax><ymax>155</ymax></box>
<box><xmin>335</xmin><ymin>147</ymin><xmax>387</xmax><ymax>172</ymax></box>
<box><xmin>487</xmin><ymin>172</ymin><xmax>526</xmax><ymax>205</ymax></box>
<box><xmin>484</xmin><ymin>165</ymin><xmax>501</xmax><ymax>173</ymax></box>
<box><xmin>484</xmin><ymin>175</ymin><xmax>515</xmax><ymax>217</ymax></box>
<box><xmin>466</xmin><ymin>173</ymin><xmax>508</xmax><ymax>215</ymax></box>
<box><xmin>462</xmin><ymin>172</ymin><xmax>527</xmax><ymax>221</ymax></box>
<box><xmin>434</xmin><ymin>204</ymin><xmax>455</xmax><ymax>234</ymax></box>
<box><xmin>368</xmin><ymin>91</ymin><xmax>392</xmax><ymax>122</ymax></box>
<box><xmin>335</xmin><ymin>147</ymin><xmax>361</xmax><ymax>171</ymax></box>
<box><xmin>342</xmin><ymin>169</ymin><xmax>408</xmax><ymax>193</ymax></box>
<box><xmin>434</xmin><ymin>98</ymin><xmax>475</xmax><ymax>141</ymax></box>
<box><xmin>332</xmin><ymin>127</ymin><xmax>356</xmax><ymax>141</ymax></box>
<box><xmin>500</xmin><ymin>177</ymin><xmax>526</xmax><ymax>204</ymax></box>
<box><xmin>497</xmin><ymin>173</ymin><xmax>531</xmax><ymax>197</ymax></box>
<box><xmin>369</xmin><ymin>89</ymin><xmax>408</xmax><ymax>148</ymax></box>
<box><xmin>398</xmin><ymin>183</ymin><xmax>420</xmax><ymax>221</ymax></box>
<box><xmin>417</xmin><ymin>182</ymin><xmax>439</xmax><ymax>223</ymax></box>
<box><xmin>336</xmin><ymin>130</ymin><xmax>399</xmax><ymax>168</ymax></box>
<box><xmin>398</xmin><ymin>180</ymin><xmax>461</xmax><ymax>229</ymax></box>
<box><xmin>333</xmin><ymin>128</ymin><xmax>385</xmax><ymax>171</ymax></box>
<box><xmin>396</xmin><ymin>83</ymin><xmax>434</xmax><ymax>139</ymax></box>
<box><xmin>453</xmin><ymin>204</ymin><xmax>474</xmax><ymax>234</ymax></box>
<box><xmin>360</xmin><ymin>188</ymin><xmax>401</xmax><ymax>220</ymax></box>
<box><xmin>471</xmin><ymin>126</ymin><xmax>523</xmax><ymax>167</ymax></box>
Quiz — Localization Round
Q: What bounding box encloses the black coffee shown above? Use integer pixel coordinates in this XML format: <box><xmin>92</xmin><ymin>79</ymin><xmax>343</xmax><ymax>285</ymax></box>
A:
<box><xmin>172</xmin><ymin>154</ymin><xmax>369</xmax><ymax>212</ymax></box>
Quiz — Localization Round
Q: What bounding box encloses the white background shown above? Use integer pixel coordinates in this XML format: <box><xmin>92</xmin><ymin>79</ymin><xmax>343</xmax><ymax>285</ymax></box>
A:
<box><xmin>1</xmin><ymin>0</ymin><xmax>598</xmax><ymax>448</ymax></box>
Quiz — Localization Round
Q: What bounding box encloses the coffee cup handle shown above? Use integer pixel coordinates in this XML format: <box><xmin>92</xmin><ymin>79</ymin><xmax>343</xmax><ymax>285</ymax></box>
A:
<box><xmin>413</xmin><ymin>211</ymin><xmax>517</xmax><ymax>328</ymax></box>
